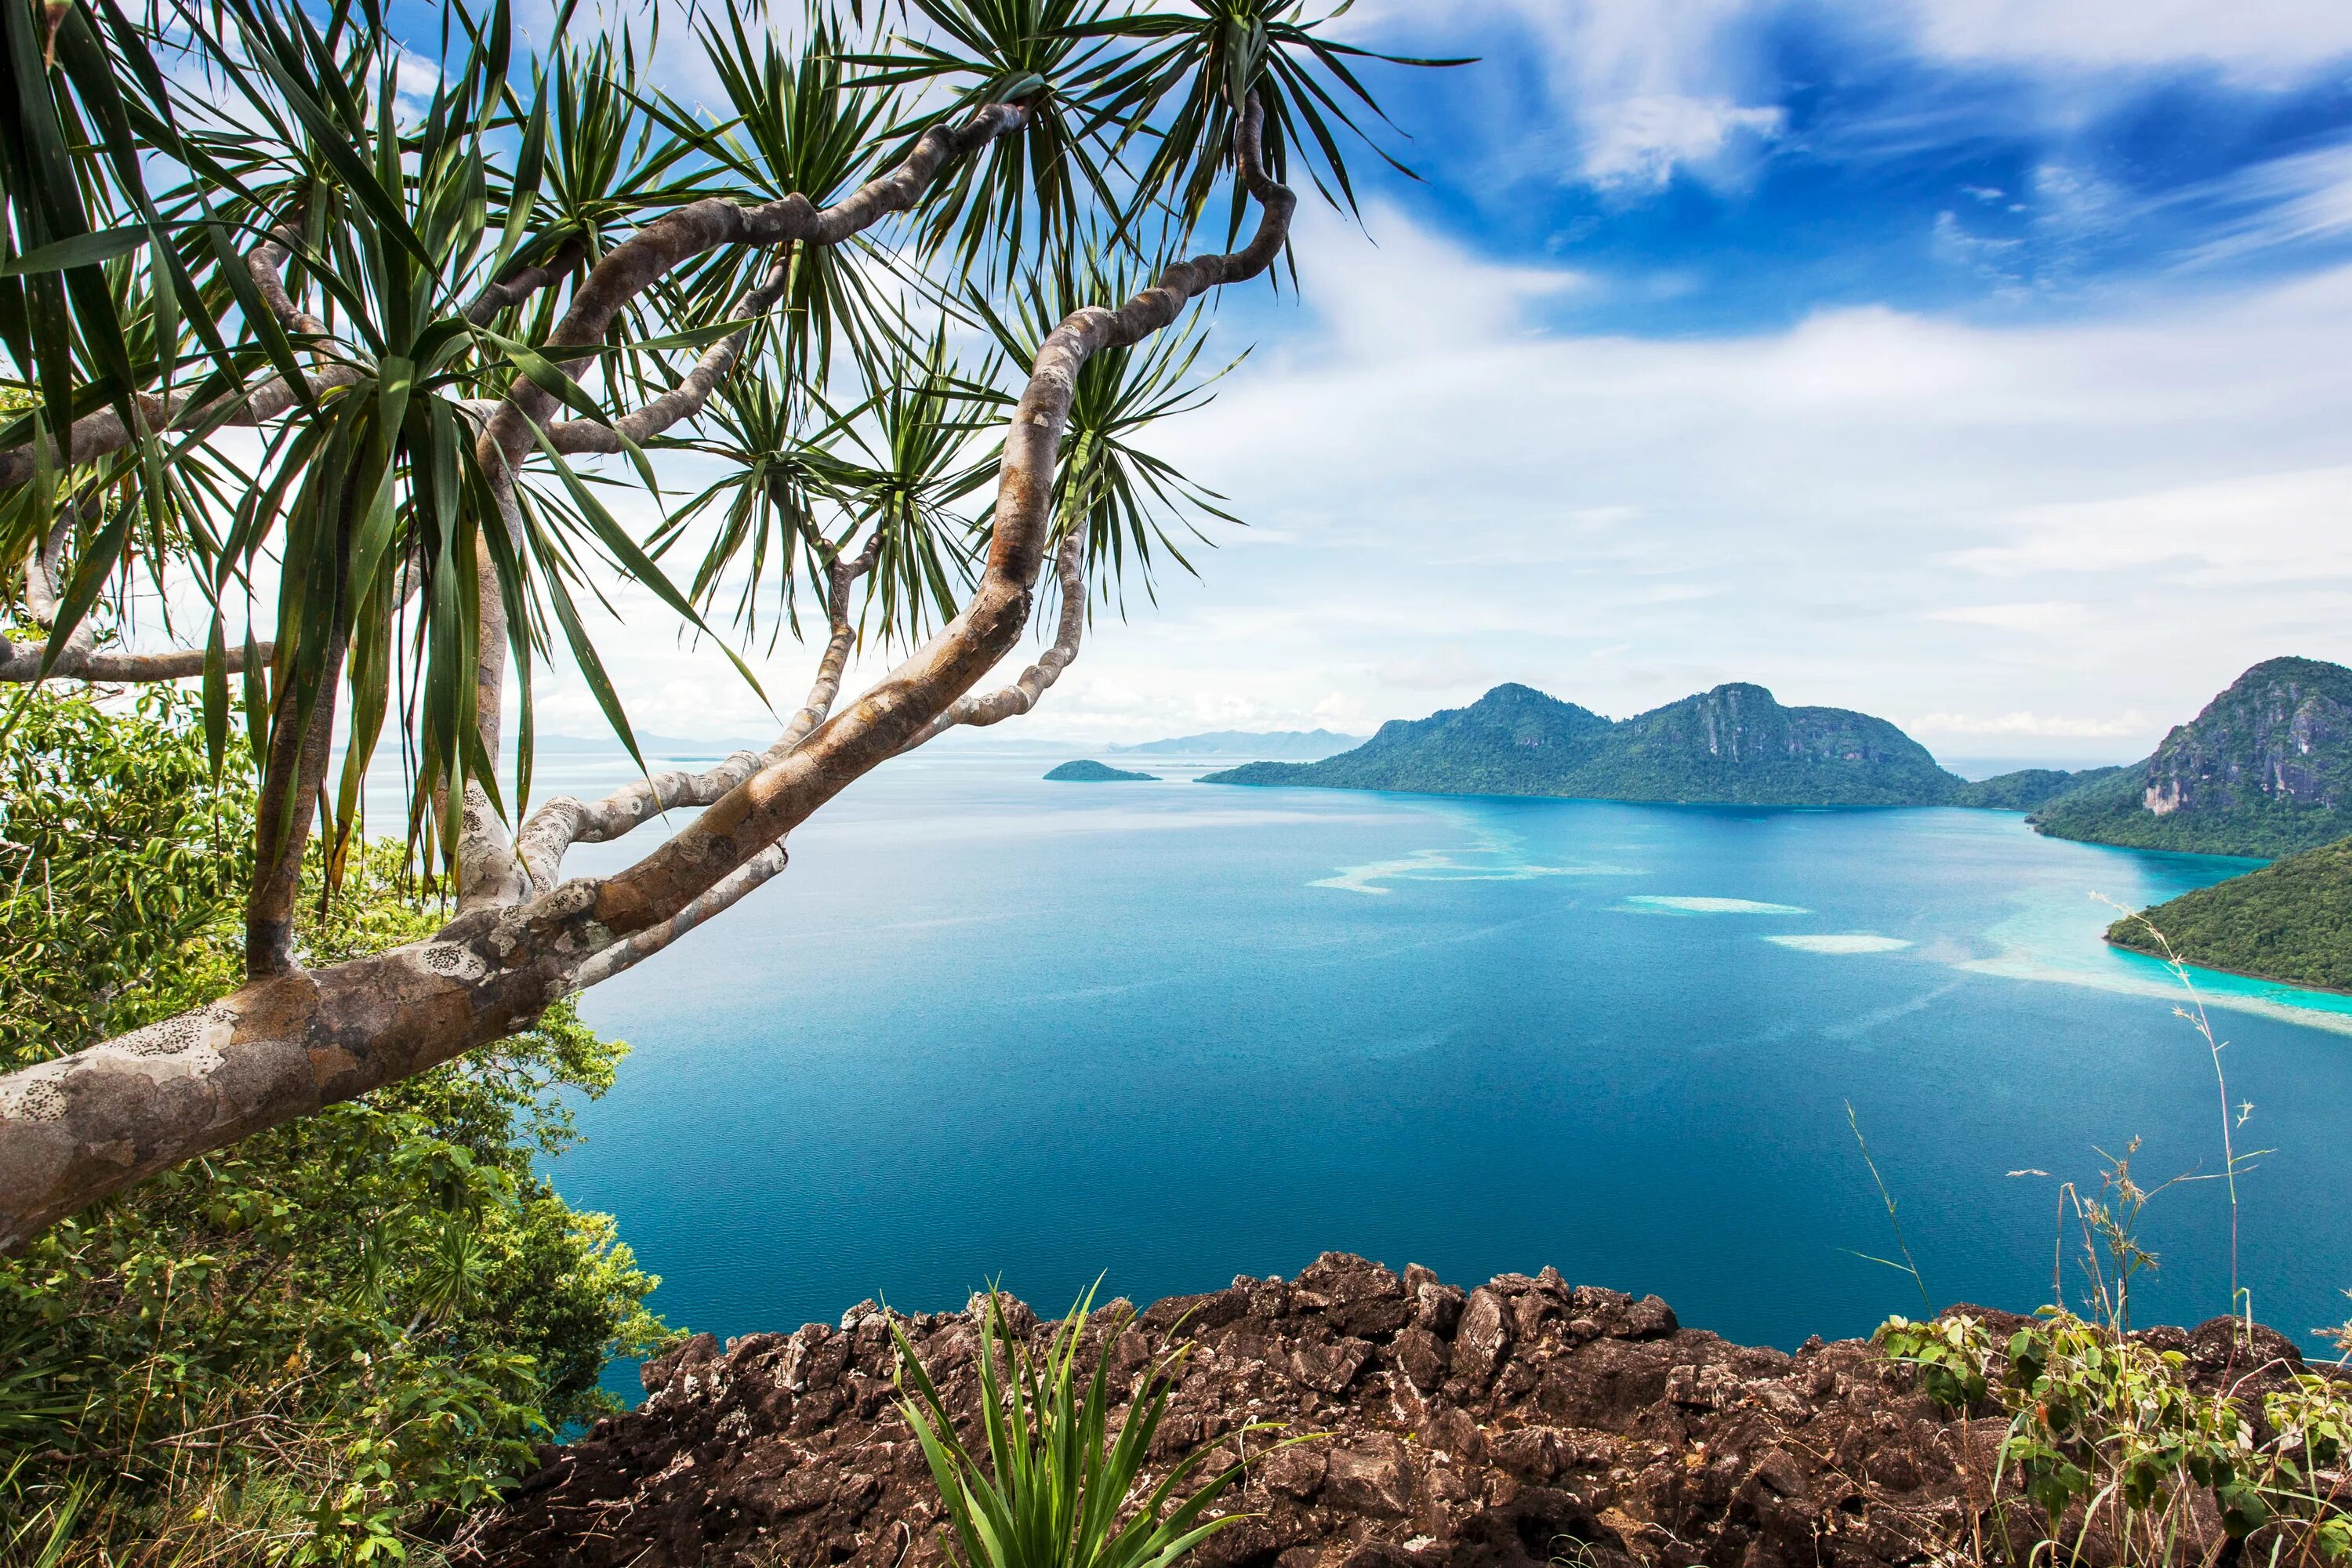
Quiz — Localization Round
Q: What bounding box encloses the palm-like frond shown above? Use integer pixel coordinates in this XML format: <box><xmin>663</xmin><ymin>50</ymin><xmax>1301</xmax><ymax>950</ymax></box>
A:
<box><xmin>851</xmin><ymin>0</ymin><xmax>1125</xmax><ymax>283</ymax></box>
<box><xmin>840</xmin><ymin>330</ymin><xmax>1004</xmax><ymax>640</ymax></box>
<box><xmin>891</xmin><ymin>1287</ymin><xmax>1283</xmax><ymax>1568</ymax></box>
<box><xmin>687</xmin><ymin>5</ymin><xmax>901</xmax><ymax>393</ymax></box>
<box><xmin>1077</xmin><ymin>0</ymin><xmax>1468</xmax><ymax>247</ymax></box>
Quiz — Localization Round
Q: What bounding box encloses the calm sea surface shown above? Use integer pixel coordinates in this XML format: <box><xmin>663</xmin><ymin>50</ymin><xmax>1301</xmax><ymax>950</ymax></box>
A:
<box><xmin>544</xmin><ymin>750</ymin><xmax>2352</xmax><ymax>1392</ymax></box>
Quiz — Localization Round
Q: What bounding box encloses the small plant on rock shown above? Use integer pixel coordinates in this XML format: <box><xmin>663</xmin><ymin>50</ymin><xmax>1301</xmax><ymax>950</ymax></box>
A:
<box><xmin>891</xmin><ymin>1287</ymin><xmax>1275</xmax><ymax>1568</ymax></box>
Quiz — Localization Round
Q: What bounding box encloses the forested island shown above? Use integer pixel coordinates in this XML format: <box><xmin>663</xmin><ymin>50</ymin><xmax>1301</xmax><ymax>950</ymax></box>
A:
<box><xmin>2108</xmin><ymin>837</ymin><xmax>2352</xmax><ymax>991</ymax></box>
<box><xmin>1201</xmin><ymin>681</ymin><xmax>2104</xmax><ymax>809</ymax></box>
<box><xmin>1046</xmin><ymin>759</ymin><xmax>1159</xmax><ymax>781</ymax></box>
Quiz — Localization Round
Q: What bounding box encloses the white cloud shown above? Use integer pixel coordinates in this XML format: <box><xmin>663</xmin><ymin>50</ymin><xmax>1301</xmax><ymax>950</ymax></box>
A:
<box><xmin>1349</xmin><ymin>0</ymin><xmax>1784</xmax><ymax>189</ymax></box>
<box><xmin>1900</xmin><ymin>0</ymin><xmax>2352</xmax><ymax>80</ymax></box>
<box><xmin>1926</xmin><ymin>602</ymin><xmax>2086</xmax><ymax>631</ymax></box>
<box><xmin>2183</xmin><ymin>141</ymin><xmax>2352</xmax><ymax>265</ymax></box>
<box><xmin>1584</xmin><ymin>96</ymin><xmax>1785</xmax><ymax>190</ymax></box>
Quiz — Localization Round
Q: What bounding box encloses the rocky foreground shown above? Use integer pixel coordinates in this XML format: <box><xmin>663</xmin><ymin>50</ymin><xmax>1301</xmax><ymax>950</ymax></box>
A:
<box><xmin>454</xmin><ymin>1254</ymin><xmax>2316</xmax><ymax>1568</ymax></box>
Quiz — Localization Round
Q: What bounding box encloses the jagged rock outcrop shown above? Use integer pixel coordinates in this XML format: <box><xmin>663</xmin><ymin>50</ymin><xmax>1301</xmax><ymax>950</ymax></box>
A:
<box><xmin>2037</xmin><ymin>657</ymin><xmax>2352</xmax><ymax>857</ymax></box>
<box><xmin>452</xmin><ymin>1254</ymin><xmax>2317</xmax><ymax>1568</ymax></box>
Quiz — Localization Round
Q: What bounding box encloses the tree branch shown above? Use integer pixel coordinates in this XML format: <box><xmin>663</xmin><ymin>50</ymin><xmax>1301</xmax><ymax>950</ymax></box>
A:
<box><xmin>568</xmin><ymin>841</ymin><xmax>788</xmax><ymax>990</ymax></box>
<box><xmin>462</xmin><ymin>237</ymin><xmax>586</xmax><ymax>325</ymax></box>
<box><xmin>898</xmin><ymin>524</ymin><xmax>1084</xmax><ymax>753</ymax></box>
<box><xmin>480</xmin><ymin>101</ymin><xmax>1029</xmax><ymax>469</ymax></box>
<box><xmin>2</xmin><ymin>512</ymin><xmax>274</xmax><ymax>683</ymax></box>
<box><xmin>542</xmin><ymin>246</ymin><xmax>793</xmax><ymax>456</ymax></box>
<box><xmin>503</xmin><ymin>535</ymin><xmax>880</xmax><ymax>898</ymax></box>
<box><xmin>0</xmin><ymin>94</ymin><xmax>1295</xmax><ymax>1252</ymax></box>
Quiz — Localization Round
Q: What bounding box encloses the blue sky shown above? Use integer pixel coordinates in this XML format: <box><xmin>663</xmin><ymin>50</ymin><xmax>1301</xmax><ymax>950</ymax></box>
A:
<box><xmin>461</xmin><ymin>1</ymin><xmax>2352</xmax><ymax>765</ymax></box>
<box><xmin>1340</xmin><ymin>1</ymin><xmax>2352</xmax><ymax>336</ymax></box>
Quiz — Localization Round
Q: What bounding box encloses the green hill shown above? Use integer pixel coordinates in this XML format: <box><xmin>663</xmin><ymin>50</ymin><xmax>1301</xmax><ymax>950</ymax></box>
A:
<box><xmin>1954</xmin><ymin>766</ymin><xmax>2124</xmax><ymax>811</ymax></box>
<box><xmin>2107</xmin><ymin>835</ymin><xmax>2352</xmax><ymax>992</ymax></box>
<box><xmin>2033</xmin><ymin>657</ymin><xmax>2352</xmax><ymax>857</ymax></box>
<box><xmin>1204</xmin><ymin>682</ymin><xmax>1965</xmax><ymax>807</ymax></box>
<box><xmin>1044</xmin><ymin>759</ymin><xmax>1156</xmax><ymax>782</ymax></box>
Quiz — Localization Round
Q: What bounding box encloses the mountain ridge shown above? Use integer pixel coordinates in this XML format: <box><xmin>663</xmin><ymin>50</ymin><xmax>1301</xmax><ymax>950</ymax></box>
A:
<box><xmin>1203</xmin><ymin>681</ymin><xmax>2009</xmax><ymax>808</ymax></box>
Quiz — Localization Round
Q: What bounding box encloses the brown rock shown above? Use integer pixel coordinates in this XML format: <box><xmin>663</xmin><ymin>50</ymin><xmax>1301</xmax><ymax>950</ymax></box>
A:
<box><xmin>458</xmin><ymin>1259</ymin><xmax>2323</xmax><ymax>1568</ymax></box>
<box><xmin>1258</xmin><ymin>1441</ymin><xmax>1329</xmax><ymax>1499</ymax></box>
<box><xmin>1323</xmin><ymin>1436</ymin><xmax>1415</xmax><ymax>1516</ymax></box>
<box><xmin>1290</xmin><ymin>1337</ymin><xmax>1374</xmax><ymax>1395</ymax></box>
<box><xmin>1392</xmin><ymin>1327</ymin><xmax>1449</xmax><ymax>1393</ymax></box>
<box><xmin>1453</xmin><ymin>1289</ymin><xmax>1512</xmax><ymax>1385</ymax></box>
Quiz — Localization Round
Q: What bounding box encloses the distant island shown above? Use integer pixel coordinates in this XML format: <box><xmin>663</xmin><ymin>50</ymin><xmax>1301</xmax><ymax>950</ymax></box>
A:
<box><xmin>1112</xmin><ymin>728</ymin><xmax>1363</xmax><ymax>760</ymax></box>
<box><xmin>2107</xmin><ymin>836</ymin><xmax>2352</xmax><ymax>993</ymax></box>
<box><xmin>1044</xmin><ymin>760</ymin><xmax>1158</xmax><ymax>782</ymax></box>
<box><xmin>1200</xmin><ymin>681</ymin><xmax>2107</xmax><ymax>809</ymax></box>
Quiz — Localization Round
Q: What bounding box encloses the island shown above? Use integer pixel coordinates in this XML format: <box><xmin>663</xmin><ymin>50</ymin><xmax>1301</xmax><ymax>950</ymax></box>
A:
<box><xmin>2107</xmin><ymin>835</ymin><xmax>2352</xmax><ymax>992</ymax></box>
<box><xmin>1044</xmin><ymin>760</ymin><xmax>1158</xmax><ymax>782</ymax></box>
<box><xmin>1202</xmin><ymin>681</ymin><xmax>1972</xmax><ymax>808</ymax></box>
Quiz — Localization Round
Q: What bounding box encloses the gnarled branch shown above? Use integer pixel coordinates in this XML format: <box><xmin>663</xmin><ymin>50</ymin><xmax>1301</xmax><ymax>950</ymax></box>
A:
<box><xmin>3</xmin><ymin>517</ymin><xmax>274</xmax><ymax>683</ymax></box>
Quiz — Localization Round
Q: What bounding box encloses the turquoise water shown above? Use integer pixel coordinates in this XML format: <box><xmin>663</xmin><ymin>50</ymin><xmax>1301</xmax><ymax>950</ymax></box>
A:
<box><xmin>552</xmin><ymin>753</ymin><xmax>2352</xmax><ymax>1389</ymax></box>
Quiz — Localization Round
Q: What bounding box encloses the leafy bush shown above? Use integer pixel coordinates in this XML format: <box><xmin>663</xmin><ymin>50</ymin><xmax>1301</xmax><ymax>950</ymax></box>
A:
<box><xmin>0</xmin><ymin>688</ymin><xmax>673</xmax><ymax>1564</ymax></box>
<box><xmin>1878</xmin><ymin>1309</ymin><xmax>2352</xmax><ymax>1564</ymax></box>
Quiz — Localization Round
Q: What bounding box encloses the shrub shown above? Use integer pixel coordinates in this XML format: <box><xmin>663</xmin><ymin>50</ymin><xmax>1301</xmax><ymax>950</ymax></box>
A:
<box><xmin>0</xmin><ymin>688</ymin><xmax>673</xmax><ymax>1564</ymax></box>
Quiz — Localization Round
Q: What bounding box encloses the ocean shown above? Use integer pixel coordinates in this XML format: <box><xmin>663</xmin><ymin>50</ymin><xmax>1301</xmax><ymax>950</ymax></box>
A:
<box><xmin>542</xmin><ymin>748</ymin><xmax>2352</xmax><ymax>1392</ymax></box>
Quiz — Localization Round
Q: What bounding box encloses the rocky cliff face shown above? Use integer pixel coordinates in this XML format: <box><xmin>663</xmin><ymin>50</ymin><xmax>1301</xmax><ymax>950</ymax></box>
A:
<box><xmin>2140</xmin><ymin>658</ymin><xmax>2352</xmax><ymax>818</ymax></box>
<box><xmin>453</xmin><ymin>1255</ymin><xmax>2315</xmax><ymax>1568</ymax></box>
<box><xmin>1612</xmin><ymin>685</ymin><xmax>1956</xmax><ymax>800</ymax></box>
<box><xmin>2034</xmin><ymin>658</ymin><xmax>2352</xmax><ymax>856</ymax></box>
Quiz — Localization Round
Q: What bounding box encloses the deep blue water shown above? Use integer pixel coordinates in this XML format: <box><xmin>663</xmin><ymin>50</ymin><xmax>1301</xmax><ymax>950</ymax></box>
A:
<box><xmin>550</xmin><ymin>753</ymin><xmax>2352</xmax><ymax>1396</ymax></box>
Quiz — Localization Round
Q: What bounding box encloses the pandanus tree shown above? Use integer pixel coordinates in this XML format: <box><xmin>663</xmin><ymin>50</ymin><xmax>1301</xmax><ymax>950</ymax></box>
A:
<box><xmin>0</xmin><ymin>0</ymin><xmax>1455</xmax><ymax>1248</ymax></box>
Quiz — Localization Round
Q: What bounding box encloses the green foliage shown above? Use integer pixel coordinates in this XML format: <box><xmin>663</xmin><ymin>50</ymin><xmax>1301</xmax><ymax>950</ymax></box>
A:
<box><xmin>2106</xmin><ymin>837</ymin><xmax>2352</xmax><ymax>991</ymax></box>
<box><xmin>2034</xmin><ymin>764</ymin><xmax>2347</xmax><ymax>858</ymax></box>
<box><xmin>1878</xmin><ymin>1308</ymin><xmax>2352</xmax><ymax>1563</ymax></box>
<box><xmin>893</xmin><ymin>1287</ymin><xmax>1273</xmax><ymax>1568</ymax></box>
<box><xmin>1954</xmin><ymin>766</ymin><xmax>2122</xmax><ymax>813</ymax></box>
<box><xmin>1207</xmin><ymin>681</ymin><xmax>1966</xmax><ymax>808</ymax></box>
<box><xmin>0</xmin><ymin>688</ymin><xmax>672</xmax><ymax>1563</ymax></box>
<box><xmin>0</xmin><ymin>685</ymin><xmax>252</xmax><ymax>1055</ymax></box>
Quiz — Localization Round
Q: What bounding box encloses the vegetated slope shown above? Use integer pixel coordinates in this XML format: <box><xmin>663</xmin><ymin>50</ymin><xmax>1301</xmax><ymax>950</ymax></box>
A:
<box><xmin>2107</xmin><ymin>834</ymin><xmax>2352</xmax><ymax>991</ymax></box>
<box><xmin>2034</xmin><ymin>657</ymin><xmax>2352</xmax><ymax>857</ymax></box>
<box><xmin>1205</xmin><ymin>682</ymin><xmax>1963</xmax><ymax>807</ymax></box>
<box><xmin>1044</xmin><ymin>759</ymin><xmax>1156</xmax><ymax>782</ymax></box>
<box><xmin>1116</xmin><ymin>728</ymin><xmax>1363</xmax><ymax>759</ymax></box>
<box><xmin>1954</xmin><ymin>765</ymin><xmax>2124</xmax><ymax>811</ymax></box>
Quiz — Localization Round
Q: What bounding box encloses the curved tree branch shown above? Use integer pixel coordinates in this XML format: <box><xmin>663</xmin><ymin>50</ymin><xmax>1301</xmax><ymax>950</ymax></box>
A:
<box><xmin>463</xmin><ymin>237</ymin><xmax>586</xmax><ymax>325</ymax></box>
<box><xmin>3</xmin><ymin>513</ymin><xmax>276</xmax><ymax>683</ymax></box>
<box><xmin>898</xmin><ymin>524</ymin><xmax>1085</xmax><ymax>753</ymax></box>
<box><xmin>541</xmin><ymin>246</ymin><xmax>793</xmax><ymax>456</ymax></box>
<box><xmin>0</xmin><ymin>95</ymin><xmax>1294</xmax><ymax>1252</ymax></box>
<box><xmin>503</xmin><ymin>535</ymin><xmax>880</xmax><ymax>898</ymax></box>
<box><xmin>481</xmin><ymin>102</ymin><xmax>1029</xmax><ymax>469</ymax></box>
<box><xmin>568</xmin><ymin>840</ymin><xmax>788</xmax><ymax>991</ymax></box>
